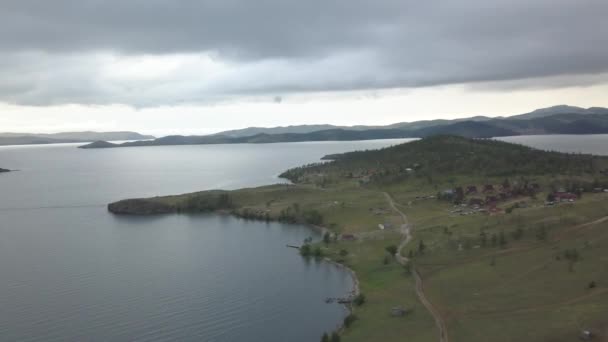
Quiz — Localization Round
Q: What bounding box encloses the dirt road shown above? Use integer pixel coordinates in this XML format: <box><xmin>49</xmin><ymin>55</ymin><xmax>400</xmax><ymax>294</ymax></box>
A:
<box><xmin>383</xmin><ymin>192</ymin><xmax>449</xmax><ymax>342</ymax></box>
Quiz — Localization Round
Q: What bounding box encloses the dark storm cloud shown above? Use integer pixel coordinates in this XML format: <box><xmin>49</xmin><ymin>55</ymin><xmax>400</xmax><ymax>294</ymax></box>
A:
<box><xmin>1</xmin><ymin>0</ymin><xmax>607</xmax><ymax>106</ymax></box>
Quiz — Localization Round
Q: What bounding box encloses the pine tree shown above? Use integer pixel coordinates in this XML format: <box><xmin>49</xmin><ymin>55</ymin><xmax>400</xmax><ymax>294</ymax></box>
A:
<box><xmin>499</xmin><ymin>231</ymin><xmax>507</xmax><ymax>248</ymax></box>
<box><xmin>418</xmin><ymin>240</ymin><xmax>426</xmax><ymax>254</ymax></box>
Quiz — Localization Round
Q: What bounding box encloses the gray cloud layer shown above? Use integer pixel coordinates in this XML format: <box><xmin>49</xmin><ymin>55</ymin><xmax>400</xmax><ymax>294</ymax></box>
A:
<box><xmin>1</xmin><ymin>0</ymin><xmax>607</xmax><ymax>106</ymax></box>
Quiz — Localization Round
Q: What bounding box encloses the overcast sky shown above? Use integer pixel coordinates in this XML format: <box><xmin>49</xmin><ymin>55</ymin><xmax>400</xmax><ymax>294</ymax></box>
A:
<box><xmin>1</xmin><ymin>0</ymin><xmax>607</xmax><ymax>135</ymax></box>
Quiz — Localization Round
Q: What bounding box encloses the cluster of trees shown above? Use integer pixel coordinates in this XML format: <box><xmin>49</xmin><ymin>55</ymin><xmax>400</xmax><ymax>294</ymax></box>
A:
<box><xmin>280</xmin><ymin>162</ymin><xmax>327</xmax><ymax>183</ymax></box>
<box><xmin>320</xmin><ymin>332</ymin><xmax>341</xmax><ymax>342</ymax></box>
<box><xmin>233</xmin><ymin>208</ymin><xmax>271</xmax><ymax>221</ymax></box>
<box><xmin>230</xmin><ymin>202</ymin><xmax>326</xmax><ymax>228</ymax></box>
<box><xmin>407</xmin><ymin>240</ymin><xmax>426</xmax><ymax>259</ymax></box>
<box><xmin>479</xmin><ymin>231</ymin><xmax>508</xmax><ymax>248</ymax></box>
<box><xmin>179</xmin><ymin>193</ymin><xmax>235</xmax><ymax>212</ymax></box>
<box><xmin>277</xmin><ymin>204</ymin><xmax>325</xmax><ymax>226</ymax></box>
<box><xmin>477</xmin><ymin>225</ymin><xmax>546</xmax><ymax>250</ymax></box>
<box><xmin>299</xmin><ymin>244</ymin><xmax>323</xmax><ymax>258</ymax></box>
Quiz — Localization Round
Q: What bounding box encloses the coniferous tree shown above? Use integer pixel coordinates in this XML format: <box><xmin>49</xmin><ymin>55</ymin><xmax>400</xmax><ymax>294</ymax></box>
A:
<box><xmin>418</xmin><ymin>240</ymin><xmax>426</xmax><ymax>254</ymax></box>
<box><xmin>499</xmin><ymin>231</ymin><xmax>507</xmax><ymax>248</ymax></box>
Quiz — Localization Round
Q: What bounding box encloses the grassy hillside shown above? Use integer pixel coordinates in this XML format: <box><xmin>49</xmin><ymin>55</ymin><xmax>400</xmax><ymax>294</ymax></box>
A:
<box><xmin>107</xmin><ymin>136</ymin><xmax>608</xmax><ymax>341</ymax></box>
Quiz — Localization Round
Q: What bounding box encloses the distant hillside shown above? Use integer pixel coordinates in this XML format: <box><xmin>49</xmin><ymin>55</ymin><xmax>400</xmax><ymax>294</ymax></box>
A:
<box><xmin>281</xmin><ymin>135</ymin><xmax>608</xmax><ymax>183</ymax></box>
<box><xmin>406</xmin><ymin>112</ymin><xmax>608</xmax><ymax>137</ymax></box>
<box><xmin>79</xmin><ymin>129</ymin><xmax>415</xmax><ymax>148</ymax></box>
<box><xmin>215</xmin><ymin>125</ymin><xmax>347</xmax><ymax>137</ymax></box>
<box><xmin>507</xmin><ymin>105</ymin><xmax>608</xmax><ymax>120</ymax></box>
<box><xmin>214</xmin><ymin>105</ymin><xmax>604</xmax><ymax>137</ymax></box>
<box><xmin>0</xmin><ymin>131</ymin><xmax>154</xmax><ymax>146</ymax></box>
<box><xmin>80</xmin><ymin>105</ymin><xmax>608</xmax><ymax>149</ymax></box>
<box><xmin>413</xmin><ymin>121</ymin><xmax>518</xmax><ymax>138</ymax></box>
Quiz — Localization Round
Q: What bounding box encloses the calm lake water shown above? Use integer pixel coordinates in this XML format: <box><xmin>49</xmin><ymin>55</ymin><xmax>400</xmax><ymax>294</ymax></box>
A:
<box><xmin>497</xmin><ymin>134</ymin><xmax>608</xmax><ymax>155</ymax></box>
<box><xmin>0</xmin><ymin>139</ymin><xmax>413</xmax><ymax>342</ymax></box>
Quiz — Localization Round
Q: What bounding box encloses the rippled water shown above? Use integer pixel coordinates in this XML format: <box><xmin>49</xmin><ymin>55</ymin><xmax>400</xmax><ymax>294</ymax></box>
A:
<box><xmin>0</xmin><ymin>139</ymin><xmax>412</xmax><ymax>342</ymax></box>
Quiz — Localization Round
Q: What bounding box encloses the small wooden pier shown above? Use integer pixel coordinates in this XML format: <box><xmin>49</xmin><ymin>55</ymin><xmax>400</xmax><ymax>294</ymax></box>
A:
<box><xmin>325</xmin><ymin>297</ymin><xmax>352</xmax><ymax>304</ymax></box>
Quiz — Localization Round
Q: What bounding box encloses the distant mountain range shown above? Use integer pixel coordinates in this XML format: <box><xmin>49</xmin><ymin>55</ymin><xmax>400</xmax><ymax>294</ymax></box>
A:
<box><xmin>80</xmin><ymin>105</ymin><xmax>608</xmax><ymax>149</ymax></box>
<box><xmin>0</xmin><ymin>131</ymin><xmax>155</xmax><ymax>146</ymax></box>
<box><xmin>215</xmin><ymin>105</ymin><xmax>608</xmax><ymax>137</ymax></box>
<box><xmin>213</xmin><ymin>116</ymin><xmax>491</xmax><ymax>137</ymax></box>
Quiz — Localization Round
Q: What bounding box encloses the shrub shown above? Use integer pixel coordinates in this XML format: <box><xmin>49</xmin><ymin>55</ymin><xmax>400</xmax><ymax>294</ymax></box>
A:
<box><xmin>313</xmin><ymin>246</ymin><xmax>323</xmax><ymax>258</ymax></box>
<box><xmin>300</xmin><ymin>244</ymin><xmax>311</xmax><ymax>257</ymax></box>
<box><xmin>353</xmin><ymin>293</ymin><xmax>366</xmax><ymax>306</ymax></box>
<box><xmin>343</xmin><ymin>314</ymin><xmax>358</xmax><ymax>328</ymax></box>
<box><xmin>385</xmin><ymin>245</ymin><xmax>398</xmax><ymax>255</ymax></box>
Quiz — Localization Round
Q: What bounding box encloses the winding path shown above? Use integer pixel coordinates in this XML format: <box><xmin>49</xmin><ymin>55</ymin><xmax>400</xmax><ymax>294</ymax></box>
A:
<box><xmin>382</xmin><ymin>192</ymin><xmax>449</xmax><ymax>342</ymax></box>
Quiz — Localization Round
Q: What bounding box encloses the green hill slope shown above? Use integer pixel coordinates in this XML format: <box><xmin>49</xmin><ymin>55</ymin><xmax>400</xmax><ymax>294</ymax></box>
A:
<box><xmin>282</xmin><ymin>135</ymin><xmax>608</xmax><ymax>183</ymax></box>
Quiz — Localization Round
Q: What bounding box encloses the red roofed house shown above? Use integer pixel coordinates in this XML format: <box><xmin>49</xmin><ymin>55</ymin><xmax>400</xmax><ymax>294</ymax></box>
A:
<box><xmin>483</xmin><ymin>184</ymin><xmax>495</xmax><ymax>193</ymax></box>
<box><xmin>341</xmin><ymin>234</ymin><xmax>357</xmax><ymax>241</ymax></box>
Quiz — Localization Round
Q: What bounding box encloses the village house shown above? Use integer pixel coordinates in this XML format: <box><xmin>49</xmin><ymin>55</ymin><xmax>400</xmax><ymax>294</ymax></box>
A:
<box><xmin>341</xmin><ymin>234</ymin><xmax>357</xmax><ymax>241</ymax></box>
<box><xmin>390</xmin><ymin>306</ymin><xmax>411</xmax><ymax>317</ymax></box>
<box><xmin>358</xmin><ymin>176</ymin><xmax>371</xmax><ymax>185</ymax></box>
<box><xmin>483</xmin><ymin>184</ymin><xmax>495</xmax><ymax>193</ymax></box>
<box><xmin>488</xmin><ymin>206</ymin><xmax>503</xmax><ymax>214</ymax></box>
<box><xmin>485</xmin><ymin>195</ymin><xmax>499</xmax><ymax>205</ymax></box>
<box><xmin>466</xmin><ymin>185</ymin><xmax>478</xmax><ymax>194</ymax></box>
<box><xmin>371</xmin><ymin>208</ymin><xmax>389</xmax><ymax>215</ymax></box>
<box><xmin>554</xmin><ymin>192</ymin><xmax>577</xmax><ymax>202</ymax></box>
<box><xmin>468</xmin><ymin>198</ymin><xmax>484</xmax><ymax>206</ymax></box>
